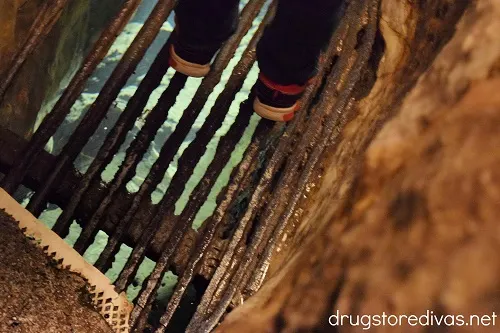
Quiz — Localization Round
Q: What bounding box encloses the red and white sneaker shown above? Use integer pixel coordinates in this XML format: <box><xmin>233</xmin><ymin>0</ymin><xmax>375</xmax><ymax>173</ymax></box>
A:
<box><xmin>253</xmin><ymin>73</ymin><xmax>314</xmax><ymax>122</ymax></box>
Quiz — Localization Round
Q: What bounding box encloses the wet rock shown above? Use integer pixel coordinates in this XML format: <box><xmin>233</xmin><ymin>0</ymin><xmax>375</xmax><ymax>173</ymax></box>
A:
<box><xmin>0</xmin><ymin>0</ymin><xmax>125</xmax><ymax>139</ymax></box>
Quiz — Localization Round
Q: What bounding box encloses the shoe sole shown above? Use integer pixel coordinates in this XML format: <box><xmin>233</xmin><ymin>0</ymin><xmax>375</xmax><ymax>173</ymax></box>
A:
<box><xmin>253</xmin><ymin>97</ymin><xmax>297</xmax><ymax>122</ymax></box>
<box><xmin>169</xmin><ymin>45</ymin><xmax>211</xmax><ymax>78</ymax></box>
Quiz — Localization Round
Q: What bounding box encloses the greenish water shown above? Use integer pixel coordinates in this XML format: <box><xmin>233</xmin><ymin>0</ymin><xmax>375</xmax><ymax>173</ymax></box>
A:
<box><xmin>29</xmin><ymin>0</ymin><xmax>267</xmax><ymax>303</ymax></box>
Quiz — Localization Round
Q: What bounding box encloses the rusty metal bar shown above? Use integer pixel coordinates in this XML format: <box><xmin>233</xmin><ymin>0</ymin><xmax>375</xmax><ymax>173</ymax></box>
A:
<box><xmin>238</xmin><ymin>0</ymin><xmax>378</xmax><ymax>313</ymax></box>
<box><xmin>246</xmin><ymin>0</ymin><xmax>378</xmax><ymax>296</ymax></box>
<box><xmin>130</xmin><ymin>94</ymin><xmax>259</xmax><ymax>332</ymax></box>
<box><xmin>114</xmin><ymin>3</ymin><xmax>274</xmax><ymax>296</ymax></box>
<box><xmin>184</xmin><ymin>33</ymin><xmax>340</xmax><ymax>333</ymax></box>
<box><xmin>50</xmin><ymin>38</ymin><xmax>172</xmax><ymax>238</ymax></box>
<box><xmin>185</xmin><ymin>0</ymin><xmax>376</xmax><ymax>330</ymax></box>
<box><xmin>0</xmin><ymin>0</ymin><xmax>143</xmax><ymax>194</ymax></box>
<box><xmin>154</xmin><ymin>119</ymin><xmax>280</xmax><ymax>331</ymax></box>
<box><xmin>241</xmin><ymin>3</ymin><xmax>364</xmax><ymax>296</ymax></box>
<box><xmin>189</xmin><ymin>14</ymin><xmax>355</xmax><ymax>316</ymax></box>
<box><xmin>0</xmin><ymin>126</ymin><xmax>200</xmax><ymax>270</ymax></box>
<box><xmin>92</xmin><ymin>0</ymin><xmax>267</xmax><ymax>272</ymax></box>
<box><xmin>72</xmin><ymin>72</ymin><xmax>188</xmax><ymax>254</ymax></box>
<box><xmin>23</xmin><ymin>0</ymin><xmax>177</xmax><ymax>216</ymax></box>
<box><xmin>209</xmin><ymin>11</ymin><xmax>370</xmax><ymax>330</ymax></box>
<box><xmin>191</xmin><ymin>2</ymin><xmax>378</xmax><ymax>331</ymax></box>
<box><xmin>125</xmin><ymin>11</ymin><xmax>278</xmax><ymax>332</ymax></box>
<box><xmin>0</xmin><ymin>0</ymin><xmax>67</xmax><ymax>103</ymax></box>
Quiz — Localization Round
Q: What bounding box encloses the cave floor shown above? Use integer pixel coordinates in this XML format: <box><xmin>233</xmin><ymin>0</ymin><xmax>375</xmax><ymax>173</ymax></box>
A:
<box><xmin>0</xmin><ymin>209</ymin><xmax>112</xmax><ymax>333</ymax></box>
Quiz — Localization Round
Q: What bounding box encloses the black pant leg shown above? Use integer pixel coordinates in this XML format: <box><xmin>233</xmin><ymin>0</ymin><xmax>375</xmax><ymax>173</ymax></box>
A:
<box><xmin>175</xmin><ymin>0</ymin><xmax>241</xmax><ymax>51</ymax></box>
<box><xmin>257</xmin><ymin>0</ymin><xmax>343</xmax><ymax>85</ymax></box>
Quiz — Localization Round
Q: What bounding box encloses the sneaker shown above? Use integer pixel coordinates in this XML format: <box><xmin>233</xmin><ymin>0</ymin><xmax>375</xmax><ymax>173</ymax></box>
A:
<box><xmin>253</xmin><ymin>73</ymin><xmax>313</xmax><ymax>122</ymax></box>
<box><xmin>168</xmin><ymin>27</ymin><xmax>221</xmax><ymax>78</ymax></box>
<box><xmin>169</xmin><ymin>44</ymin><xmax>212</xmax><ymax>78</ymax></box>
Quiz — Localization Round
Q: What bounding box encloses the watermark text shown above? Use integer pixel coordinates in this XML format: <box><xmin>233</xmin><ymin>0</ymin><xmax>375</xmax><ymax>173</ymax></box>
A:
<box><xmin>328</xmin><ymin>310</ymin><xmax>497</xmax><ymax>330</ymax></box>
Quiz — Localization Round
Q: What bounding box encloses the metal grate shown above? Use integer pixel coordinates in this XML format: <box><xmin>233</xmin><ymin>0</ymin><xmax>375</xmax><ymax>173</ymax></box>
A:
<box><xmin>0</xmin><ymin>0</ymin><xmax>380</xmax><ymax>331</ymax></box>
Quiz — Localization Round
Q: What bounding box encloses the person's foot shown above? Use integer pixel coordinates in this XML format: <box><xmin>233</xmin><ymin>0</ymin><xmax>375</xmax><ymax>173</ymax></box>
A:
<box><xmin>168</xmin><ymin>27</ymin><xmax>222</xmax><ymax>78</ymax></box>
<box><xmin>169</xmin><ymin>44</ymin><xmax>212</xmax><ymax>77</ymax></box>
<box><xmin>253</xmin><ymin>73</ymin><xmax>312</xmax><ymax>122</ymax></box>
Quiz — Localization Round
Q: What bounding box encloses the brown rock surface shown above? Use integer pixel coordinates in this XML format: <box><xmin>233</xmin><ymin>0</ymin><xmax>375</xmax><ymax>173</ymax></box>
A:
<box><xmin>0</xmin><ymin>0</ymin><xmax>125</xmax><ymax>138</ymax></box>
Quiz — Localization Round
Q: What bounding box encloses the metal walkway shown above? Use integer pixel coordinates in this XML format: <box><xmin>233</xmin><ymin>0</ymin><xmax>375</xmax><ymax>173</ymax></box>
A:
<box><xmin>0</xmin><ymin>0</ymin><xmax>379</xmax><ymax>331</ymax></box>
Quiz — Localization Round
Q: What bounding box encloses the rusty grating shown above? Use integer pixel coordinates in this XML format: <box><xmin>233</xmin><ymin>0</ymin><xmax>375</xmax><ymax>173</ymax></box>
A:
<box><xmin>0</xmin><ymin>0</ymin><xmax>380</xmax><ymax>331</ymax></box>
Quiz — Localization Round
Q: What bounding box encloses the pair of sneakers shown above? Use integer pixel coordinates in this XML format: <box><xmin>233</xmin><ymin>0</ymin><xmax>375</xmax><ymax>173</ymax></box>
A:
<box><xmin>168</xmin><ymin>30</ymin><xmax>311</xmax><ymax>122</ymax></box>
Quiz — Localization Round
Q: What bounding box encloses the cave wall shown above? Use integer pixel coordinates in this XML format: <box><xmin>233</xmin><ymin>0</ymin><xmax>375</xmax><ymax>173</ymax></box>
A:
<box><xmin>0</xmin><ymin>0</ymin><xmax>125</xmax><ymax>139</ymax></box>
<box><xmin>216</xmin><ymin>0</ymin><xmax>499</xmax><ymax>332</ymax></box>
<box><xmin>0</xmin><ymin>0</ymin><xmax>19</xmax><ymax>73</ymax></box>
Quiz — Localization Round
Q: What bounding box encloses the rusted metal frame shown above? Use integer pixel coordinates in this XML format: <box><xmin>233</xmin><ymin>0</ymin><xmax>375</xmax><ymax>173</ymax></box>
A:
<box><xmin>236</xmin><ymin>0</ymin><xmax>379</xmax><ymax>316</ymax></box>
<box><xmin>127</xmin><ymin>86</ymin><xmax>265</xmax><ymax>330</ymax></box>
<box><xmin>185</xmin><ymin>2</ymin><xmax>370</xmax><ymax>331</ymax></box>
<box><xmin>126</xmin><ymin>10</ymin><xmax>278</xmax><ymax>330</ymax></box>
<box><xmin>195</xmin><ymin>91</ymin><xmax>315</xmax><ymax>315</ymax></box>
<box><xmin>71</xmin><ymin>73</ymin><xmax>188</xmax><ymax>254</ymax></box>
<box><xmin>153</xmin><ymin>119</ymin><xmax>278</xmax><ymax>331</ymax></box>
<box><xmin>113</xmin><ymin>4</ymin><xmax>274</xmax><ymax>295</ymax></box>
<box><xmin>246</xmin><ymin>0</ymin><xmax>379</xmax><ymax>296</ymax></box>
<box><xmin>205</xmin><ymin>0</ymin><xmax>361</xmax><ymax>304</ymax></box>
<box><xmin>0</xmin><ymin>0</ymin><xmax>67</xmax><ymax>103</ymax></box>
<box><xmin>195</xmin><ymin>2</ymin><xmax>378</xmax><ymax>330</ymax></box>
<box><xmin>184</xmin><ymin>84</ymin><xmax>309</xmax><ymax>332</ymax></box>
<box><xmin>184</xmin><ymin>25</ymin><xmax>346</xmax><ymax>333</ymax></box>
<box><xmin>23</xmin><ymin>0</ymin><xmax>177</xmax><ymax>216</ymax></box>
<box><xmin>91</xmin><ymin>0</ymin><xmax>268</xmax><ymax>273</ymax></box>
<box><xmin>0</xmin><ymin>127</ymin><xmax>191</xmax><ymax>267</ymax></box>
<box><xmin>151</xmin><ymin>119</ymin><xmax>285</xmax><ymax>331</ymax></box>
<box><xmin>0</xmin><ymin>0</ymin><xmax>143</xmax><ymax>194</ymax></box>
<box><xmin>243</xmin><ymin>0</ymin><xmax>371</xmax><ymax>296</ymax></box>
<box><xmin>50</xmin><ymin>38</ymin><xmax>173</xmax><ymax>238</ymax></box>
<box><xmin>131</xmin><ymin>94</ymin><xmax>255</xmax><ymax>332</ymax></box>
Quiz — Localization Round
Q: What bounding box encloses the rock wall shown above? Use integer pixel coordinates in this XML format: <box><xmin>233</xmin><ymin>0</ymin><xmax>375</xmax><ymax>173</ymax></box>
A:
<box><xmin>216</xmin><ymin>0</ymin><xmax>500</xmax><ymax>332</ymax></box>
<box><xmin>0</xmin><ymin>0</ymin><xmax>19</xmax><ymax>72</ymax></box>
<box><xmin>0</xmin><ymin>0</ymin><xmax>125</xmax><ymax>139</ymax></box>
